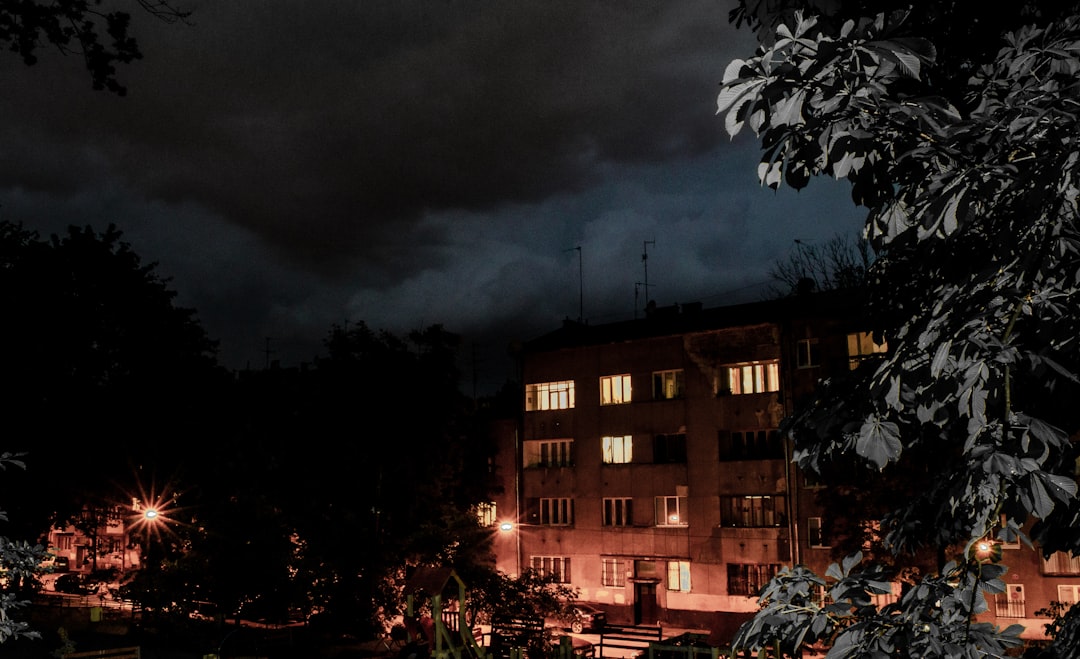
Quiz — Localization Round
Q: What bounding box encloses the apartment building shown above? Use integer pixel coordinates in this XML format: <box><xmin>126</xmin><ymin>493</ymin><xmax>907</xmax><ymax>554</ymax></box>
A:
<box><xmin>491</xmin><ymin>290</ymin><xmax>1077</xmax><ymax>643</ymax></box>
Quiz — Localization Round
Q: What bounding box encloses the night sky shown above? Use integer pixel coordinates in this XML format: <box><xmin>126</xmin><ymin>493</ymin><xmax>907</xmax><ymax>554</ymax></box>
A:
<box><xmin>0</xmin><ymin>1</ymin><xmax>864</xmax><ymax>390</ymax></box>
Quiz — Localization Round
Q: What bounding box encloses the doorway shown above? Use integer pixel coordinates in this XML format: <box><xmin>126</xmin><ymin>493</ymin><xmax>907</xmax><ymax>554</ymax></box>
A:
<box><xmin>634</xmin><ymin>582</ymin><xmax>657</xmax><ymax>625</ymax></box>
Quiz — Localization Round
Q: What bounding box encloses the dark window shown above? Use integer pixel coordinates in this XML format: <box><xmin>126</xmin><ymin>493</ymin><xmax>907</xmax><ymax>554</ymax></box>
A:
<box><xmin>718</xmin><ymin>429</ymin><xmax>782</xmax><ymax>460</ymax></box>
<box><xmin>653</xmin><ymin>433</ymin><xmax>687</xmax><ymax>463</ymax></box>
<box><xmin>727</xmin><ymin>563</ymin><xmax>781</xmax><ymax>596</ymax></box>
<box><xmin>720</xmin><ymin>495</ymin><xmax>787</xmax><ymax>527</ymax></box>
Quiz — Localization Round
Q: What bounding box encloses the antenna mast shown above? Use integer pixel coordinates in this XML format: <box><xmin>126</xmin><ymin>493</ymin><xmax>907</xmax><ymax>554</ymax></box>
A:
<box><xmin>642</xmin><ymin>239</ymin><xmax>656</xmax><ymax>308</ymax></box>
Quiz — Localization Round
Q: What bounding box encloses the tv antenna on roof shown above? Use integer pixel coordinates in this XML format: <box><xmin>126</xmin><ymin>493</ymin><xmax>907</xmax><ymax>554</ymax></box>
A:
<box><xmin>642</xmin><ymin>239</ymin><xmax>656</xmax><ymax>308</ymax></box>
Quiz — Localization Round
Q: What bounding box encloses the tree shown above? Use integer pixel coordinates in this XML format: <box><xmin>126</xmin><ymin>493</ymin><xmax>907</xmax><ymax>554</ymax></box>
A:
<box><xmin>769</xmin><ymin>232</ymin><xmax>871</xmax><ymax>296</ymax></box>
<box><xmin>0</xmin><ymin>221</ymin><xmax>225</xmax><ymax>539</ymax></box>
<box><xmin>0</xmin><ymin>0</ymin><xmax>189</xmax><ymax>94</ymax></box>
<box><xmin>718</xmin><ymin>2</ymin><xmax>1080</xmax><ymax>656</ymax></box>
<box><xmin>0</xmin><ymin>452</ymin><xmax>44</xmax><ymax>645</ymax></box>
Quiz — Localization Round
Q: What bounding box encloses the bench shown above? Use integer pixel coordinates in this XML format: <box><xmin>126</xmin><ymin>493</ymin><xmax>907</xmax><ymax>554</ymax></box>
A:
<box><xmin>65</xmin><ymin>647</ymin><xmax>141</xmax><ymax>659</ymax></box>
<box><xmin>489</xmin><ymin>616</ymin><xmax>545</xmax><ymax>657</ymax></box>
<box><xmin>597</xmin><ymin>624</ymin><xmax>663</xmax><ymax>657</ymax></box>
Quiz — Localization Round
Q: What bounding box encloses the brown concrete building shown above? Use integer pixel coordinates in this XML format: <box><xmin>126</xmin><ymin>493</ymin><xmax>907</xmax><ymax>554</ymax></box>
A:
<box><xmin>492</xmin><ymin>291</ymin><xmax>872</xmax><ymax>634</ymax></box>
<box><xmin>490</xmin><ymin>290</ymin><xmax>1078</xmax><ymax>643</ymax></box>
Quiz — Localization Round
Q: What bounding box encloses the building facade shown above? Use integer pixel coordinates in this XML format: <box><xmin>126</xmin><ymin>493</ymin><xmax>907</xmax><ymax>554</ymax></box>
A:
<box><xmin>491</xmin><ymin>291</ymin><xmax>1076</xmax><ymax>643</ymax></box>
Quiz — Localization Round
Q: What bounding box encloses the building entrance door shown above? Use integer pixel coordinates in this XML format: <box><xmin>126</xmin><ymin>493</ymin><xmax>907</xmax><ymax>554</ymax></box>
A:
<box><xmin>634</xmin><ymin>582</ymin><xmax>657</xmax><ymax>625</ymax></box>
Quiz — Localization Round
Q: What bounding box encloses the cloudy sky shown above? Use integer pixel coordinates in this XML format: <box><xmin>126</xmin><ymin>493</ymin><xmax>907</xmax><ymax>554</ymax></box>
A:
<box><xmin>0</xmin><ymin>0</ymin><xmax>864</xmax><ymax>392</ymax></box>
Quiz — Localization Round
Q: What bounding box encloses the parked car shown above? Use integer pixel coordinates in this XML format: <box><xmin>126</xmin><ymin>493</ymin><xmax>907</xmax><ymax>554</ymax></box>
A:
<box><xmin>54</xmin><ymin>573</ymin><xmax>96</xmax><ymax>595</ymax></box>
<box><xmin>568</xmin><ymin>604</ymin><xmax>606</xmax><ymax>633</ymax></box>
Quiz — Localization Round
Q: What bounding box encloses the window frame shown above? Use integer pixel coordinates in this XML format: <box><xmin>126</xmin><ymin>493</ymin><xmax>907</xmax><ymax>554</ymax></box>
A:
<box><xmin>666</xmin><ymin>560</ymin><xmax>691</xmax><ymax>592</ymax></box>
<box><xmin>796</xmin><ymin>338</ymin><xmax>820</xmax><ymax>369</ymax></box>
<box><xmin>600</xmin><ymin>374</ymin><xmax>632</xmax><ymax>405</ymax></box>
<box><xmin>525</xmin><ymin>380</ymin><xmax>576</xmax><ymax>411</ymax></box>
<box><xmin>808</xmin><ymin>516</ymin><xmax>829</xmax><ymax>548</ymax></box>
<box><xmin>602</xmin><ymin>435</ymin><xmax>633</xmax><ymax>464</ymax></box>
<box><xmin>531</xmin><ymin>556</ymin><xmax>572</xmax><ymax>583</ymax></box>
<box><xmin>847</xmin><ymin>332</ymin><xmax>887</xmax><ymax>370</ymax></box>
<box><xmin>602</xmin><ymin>558</ymin><xmax>627</xmax><ymax>587</ymax></box>
<box><xmin>523</xmin><ymin>438</ymin><xmax>574</xmax><ymax>468</ymax></box>
<box><xmin>653</xmin><ymin>432</ymin><xmax>687</xmax><ymax>463</ymax></box>
<box><xmin>718</xmin><ymin>428</ymin><xmax>782</xmax><ymax>461</ymax></box>
<box><xmin>720</xmin><ymin>495</ymin><xmax>787</xmax><ymax>528</ymax></box>
<box><xmin>727</xmin><ymin>563</ymin><xmax>781</xmax><ymax>597</ymax></box>
<box><xmin>1058</xmin><ymin>584</ymin><xmax>1080</xmax><ymax>604</ymax></box>
<box><xmin>539</xmin><ymin>497</ymin><xmax>574</xmax><ymax>526</ymax></box>
<box><xmin>652</xmin><ymin>369</ymin><xmax>685</xmax><ymax>400</ymax></box>
<box><xmin>655</xmin><ymin>495</ymin><xmax>688</xmax><ymax>527</ymax></box>
<box><xmin>603</xmin><ymin>497</ymin><xmax>633</xmax><ymax>527</ymax></box>
<box><xmin>1042</xmin><ymin>550</ymin><xmax>1080</xmax><ymax>575</ymax></box>
<box><xmin>725</xmin><ymin>360</ymin><xmax>780</xmax><ymax>395</ymax></box>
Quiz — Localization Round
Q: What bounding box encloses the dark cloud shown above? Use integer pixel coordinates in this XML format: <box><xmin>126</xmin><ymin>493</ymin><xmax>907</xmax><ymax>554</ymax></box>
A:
<box><xmin>0</xmin><ymin>0</ymin><xmax>865</xmax><ymax>386</ymax></box>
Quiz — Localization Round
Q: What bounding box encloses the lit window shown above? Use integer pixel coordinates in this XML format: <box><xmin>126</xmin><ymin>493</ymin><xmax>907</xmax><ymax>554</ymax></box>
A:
<box><xmin>1043</xmin><ymin>551</ymin><xmax>1080</xmax><ymax>575</ymax></box>
<box><xmin>602</xmin><ymin>558</ymin><xmax>626</xmax><ymax>587</ymax></box>
<box><xmin>523</xmin><ymin>439</ymin><xmax>574</xmax><ymax>468</ymax></box>
<box><xmin>652</xmin><ymin>370</ymin><xmax>685</xmax><ymax>399</ymax></box>
<box><xmin>720</xmin><ymin>495</ymin><xmax>787</xmax><ymax>528</ymax></box>
<box><xmin>655</xmin><ymin>496</ymin><xmax>687</xmax><ymax>526</ymax></box>
<box><xmin>600</xmin><ymin>374</ymin><xmax>632</xmax><ymax>405</ymax></box>
<box><xmin>531</xmin><ymin>556</ymin><xmax>571</xmax><ymax>583</ymax></box>
<box><xmin>539</xmin><ymin>498</ymin><xmax>574</xmax><ymax>525</ymax></box>
<box><xmin>796</xmin><ymin>338</ymin><xmax>820</xmax><ymax>368</ymax></box>
<box><xmin>667</xmin><ymin>560</ymin><xmax>691</xmax><ymax>592</ymax></box>
<box><xmin>808</xmin><ymin>517</ymin><xmax>829</xmax><ymax>548</ymax></box>
<box><xmin>726</xmin><ymin>361</ymin><xmax>780</xmax><ymax>394</ymax></box>
<box><xmin>525</xmin><ymin>380</ymin><xmax>575</xmax><ymax>411</ymax></box>
<box><xmin>475</xmin><ymin>502</ymin><xmax>497</xmax><ymax>527</ymax></box>
<box><xmin>727</xmin><ymin>563</ymin><xmax>780</xmax><ymax>597</ymax></box>
<box><xmin>603</xmin><ymin>498</ymin><xmax>633</xmax><ymax>526</ymax></box>
<box><xmin>602</xmin><ymin>435</ymin><xmax>633</xmax><ymax>464</ymax></box>
<box><xmin>847</xmin><ymin>332</ymin><xmax>887</xmax><ymax>369</ymax></box>
<box><xmin>1058</xmin><ymin>584</ymin><xmax>1080</xmax><ymax>604</ymax></box>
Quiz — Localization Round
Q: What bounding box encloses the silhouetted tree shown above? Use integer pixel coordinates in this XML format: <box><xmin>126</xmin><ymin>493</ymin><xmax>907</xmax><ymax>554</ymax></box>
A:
<box><xmin>0</xmin><ymin>452</ymin><xmax>44</xmax><ymax>645</ymax></box>
<box><xmin>0</xmin><ymin>0</ymin><xmax>190</xmax><ymax>94</ymax></box>
<box><xmin>768</xmin><ymin>232</ymin><xmax>871</xmax><ymax>296</ymax></box>
<box><xmin>0</xmin><ymin>221</ymin><xmax>225</xmax><ymax>538</ymax></box>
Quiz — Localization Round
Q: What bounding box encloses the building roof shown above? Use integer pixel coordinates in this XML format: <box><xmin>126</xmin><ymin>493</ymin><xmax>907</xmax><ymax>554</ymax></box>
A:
<box><xmin>521</xmin><ymin>288</ymin><xmax>868</xmax><ymax>354</ymax></box>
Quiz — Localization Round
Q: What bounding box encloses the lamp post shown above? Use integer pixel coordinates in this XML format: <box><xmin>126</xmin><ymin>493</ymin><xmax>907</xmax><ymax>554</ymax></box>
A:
<box><xmin>496</xmin><ymin>518</ymin><xmax>522</xmax><ymax>574</ymax></box>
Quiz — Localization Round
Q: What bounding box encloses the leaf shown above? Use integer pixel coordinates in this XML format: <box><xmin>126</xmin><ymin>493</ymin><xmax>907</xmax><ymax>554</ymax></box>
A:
<box><xmin>1028</xmin><ymin>473</ymin><xmax>1054</xmax><ymax>519</ymax></box>
<box><xmin>1035</xmin><ymin>471</ymin><xmax>1078</xmax><ymax>503</ymax></box>
<box><xmin>758</xmin><ymin>159</ymin><xmax>783</xmax><ymax>188</ymax></box>
<box><xmin>721</xmin><ymin>58</ymin><xmax>747</xmax><ymax>85</ymax></box>
<box><xmin>930</xmin><ymin>339</ymin><xmax>952</xmax><ymax>377</ymax></box>
<box><xmin>773</xmin><ymin>88</ymin><xmax>807</xmax><ymax>127</ymax></box>
<box><xmin>856</xmin><ymin>417</ymin><xmax>903</xmax><ymax>469</ymax></box>
<box><xmin>842</xmin><ymin>551</ymin><xmax>863</xmax><ymax>577</ymax></box>
<box><xmin>885</xmin><ymin>375</ymin><xmax>902</xmax><ymax>411</ymax></box>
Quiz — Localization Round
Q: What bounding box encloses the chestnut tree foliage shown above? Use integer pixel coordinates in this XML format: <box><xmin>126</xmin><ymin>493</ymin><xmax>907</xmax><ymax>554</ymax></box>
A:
<box><xmin>719</xmin><ymin>3</ymin><xmax>1080</xmax><ymax>657</ymax></box>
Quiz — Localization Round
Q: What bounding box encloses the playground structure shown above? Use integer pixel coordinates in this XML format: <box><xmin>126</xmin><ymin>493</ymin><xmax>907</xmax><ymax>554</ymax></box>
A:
<box><xmin>401</xmin><ymin>566</ymin><xmax>487</xmax><ymax>659</ymax></box>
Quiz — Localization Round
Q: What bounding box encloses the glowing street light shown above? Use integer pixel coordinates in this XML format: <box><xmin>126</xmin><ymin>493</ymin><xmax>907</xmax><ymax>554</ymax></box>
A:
<box><xmin>144</xmin><ymin>509</ymin><xmax>159</xmax><ymax>521</ymax></box>
<box><xmin>971</xmin><ymin>537</ymin><xmax>1002</xmax><ymax>563</ymax></box>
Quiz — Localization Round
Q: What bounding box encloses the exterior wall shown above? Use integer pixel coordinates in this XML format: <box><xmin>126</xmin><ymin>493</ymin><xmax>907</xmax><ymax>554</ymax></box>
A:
<box><xmin>507</xmin><ymin>301</ymin><xmax>854</xmax><ymax>636</ymax></box>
